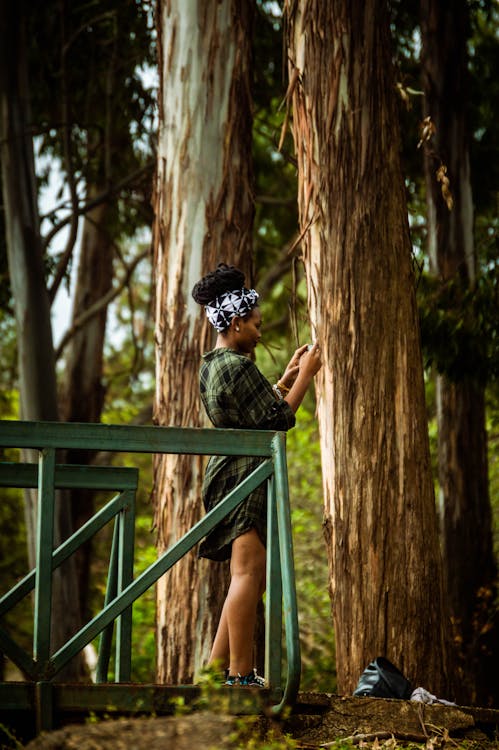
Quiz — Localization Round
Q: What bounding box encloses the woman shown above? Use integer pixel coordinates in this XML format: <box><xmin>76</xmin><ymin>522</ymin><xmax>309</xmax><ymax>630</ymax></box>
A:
<box><xmin>192</xmin><ymin>263</ymin><xmax>322</xmax><ymax>686</ymax></box>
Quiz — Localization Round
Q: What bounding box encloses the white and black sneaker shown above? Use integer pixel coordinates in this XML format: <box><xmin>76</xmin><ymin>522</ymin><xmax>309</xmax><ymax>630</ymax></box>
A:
<box><xmin>225</xmin><ymin>668</ymin><xmax>266</xmax><ymax>687</ymax></box>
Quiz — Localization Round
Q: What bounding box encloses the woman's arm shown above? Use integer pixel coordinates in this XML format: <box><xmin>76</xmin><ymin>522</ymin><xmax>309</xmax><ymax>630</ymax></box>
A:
<box><xmin>278</xmin><ymin>343</ymin><xmax>309</xmax><ymax>390</ymax></box>
<box><xmin>283</xmin><ymin>342</ymin><xmax>322</xmax><ymax>413</ymax></box>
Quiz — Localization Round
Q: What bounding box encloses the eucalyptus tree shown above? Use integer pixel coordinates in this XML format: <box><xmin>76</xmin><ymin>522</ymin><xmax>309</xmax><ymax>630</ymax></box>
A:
<box><xmin>285</xmin><ymin>0</ymin><xmax>452</xmax><ymax>695</ymax></box>
<box><xmin>420</xmin><ymin>0</ymin><xmax>498</xmax><ymax>706</ymax></box>
<box><xmin>152</xmin><ymin>0</ymin><xmax>255</xmax><ymax>682</ymax></box>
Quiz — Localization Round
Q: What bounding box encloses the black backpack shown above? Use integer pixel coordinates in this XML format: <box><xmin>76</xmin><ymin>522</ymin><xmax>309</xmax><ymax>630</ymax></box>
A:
<box><xmin>353</xmin><ymin>656</ymin><xmax>413</xmax><ymax>699</ymax></box>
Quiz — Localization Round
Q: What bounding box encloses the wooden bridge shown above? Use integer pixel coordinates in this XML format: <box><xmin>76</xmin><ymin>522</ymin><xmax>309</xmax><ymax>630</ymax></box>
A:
<box><xmin>0</xmin><ymin>420</ymin><xmax>300</xmax><ymax>743</ymax></box>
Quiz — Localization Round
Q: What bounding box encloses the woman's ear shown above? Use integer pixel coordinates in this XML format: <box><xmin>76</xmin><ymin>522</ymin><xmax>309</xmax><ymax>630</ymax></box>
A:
<box><xmin>231</xmin><ymin>317</ymin><xmax>241</xmax><ymax>333</ymax></box>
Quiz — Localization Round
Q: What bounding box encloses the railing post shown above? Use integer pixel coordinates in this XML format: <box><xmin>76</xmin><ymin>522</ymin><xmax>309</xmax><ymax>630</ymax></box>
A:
<box><xmin>34</xmin><ymin>448</ymin><xmax>56</xmax><ymax>676</ymax></box>
<box><xmin>35</xmin><ymin>681</ymin><xmax>54</xmax><ymax>733</ymax></box>
<box><xmin>0</xmin><ymin>421</ymin><xmax>300</xmax><ymax>724</ymax></box>
<box><xmin>265</xmin><ymin>475</ymin><xmax>283</xmax><ymax>697</ymax></box>
<box><xmin>271</xmin><ymin>432</ymin><xmax>301</xmax><ymax>713</ymax></box>
<box><xmin>96</xmin><ymin>517</ymin><xmax>119</xmax><ymax>683</ymax></box>
<box><xmin>115</xmin><ymin>489</ymin><xmax>135</xmax><ymax>681</ymax></box>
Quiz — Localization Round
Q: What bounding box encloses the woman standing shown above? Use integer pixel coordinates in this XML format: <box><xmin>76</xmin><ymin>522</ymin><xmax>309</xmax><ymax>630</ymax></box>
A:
<box><xmin>192</xmin><ymin>263</ymin><xmax>322</xmax><ymax>686</ymax></box>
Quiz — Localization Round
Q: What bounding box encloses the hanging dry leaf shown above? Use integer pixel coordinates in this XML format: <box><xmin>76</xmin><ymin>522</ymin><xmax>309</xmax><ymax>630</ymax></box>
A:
<box><xmin>396</xmin><ymin>81</ymin><xmax>411</xmax><ymax>109</ymax></box>
<box><xmin>417</xmin><ymin>115</ymin><xmax>436</xmax><ymax>148</ymax></box>
<box><xmin>436</xmin><ymin>164</ymin><xmax>454</xmax><ymax>210</ymax></box>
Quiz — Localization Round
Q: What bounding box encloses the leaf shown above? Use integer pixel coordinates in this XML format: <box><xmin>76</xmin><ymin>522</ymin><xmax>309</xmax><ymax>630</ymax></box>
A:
<box><xmin>436</xmin><ymin>164</ymin><xmax>454</xmax><ymax>210</ymax></box>
<box><xmin>417</xmin><ymin>115</ymin><xmax>436</xmax><ymax>148</ymax></box>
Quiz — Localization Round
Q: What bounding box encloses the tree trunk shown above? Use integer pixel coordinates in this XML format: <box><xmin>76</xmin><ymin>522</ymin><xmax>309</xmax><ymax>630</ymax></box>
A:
<box><xmin>153</xmin><ymin>0</ymin><xmax>255</xmax><ymax>683</ymax></box>
<box><xmin>60</xmin><ymin>194</ymin><xmax>114</xmax><ymax>624</ymax></box>
<box><xmin>286</xmin><ymin>0</ymin><xmax>452</xmax><ymax>696</ymax></box>
<box><xmin>0</xmin><ymin>0</ymin><xmax>84</xmax><ymax>679</ymax></box>
<box><xmin>0</xmin><ymin>1</ymin><xmax>58</xmax><ymax>568</ymax></box>
<box><xmin>421</xmin><ymin>0</ymin><xmax>498</xmax><ymax>706</ymax></box>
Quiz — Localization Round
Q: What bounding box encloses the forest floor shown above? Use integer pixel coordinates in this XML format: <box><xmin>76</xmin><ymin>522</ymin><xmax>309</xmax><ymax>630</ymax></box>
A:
<box><xmin>17</xmin><ymin>692</ymin><xmax>499</xmax><ymax>750</ymax></box>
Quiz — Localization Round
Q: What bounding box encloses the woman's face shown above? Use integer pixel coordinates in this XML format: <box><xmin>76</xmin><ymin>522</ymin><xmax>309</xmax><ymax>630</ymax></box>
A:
<box><xmin>235</xmin><ymin>307</ymin><xmax>262</xmax><ymax>355</ymax></box>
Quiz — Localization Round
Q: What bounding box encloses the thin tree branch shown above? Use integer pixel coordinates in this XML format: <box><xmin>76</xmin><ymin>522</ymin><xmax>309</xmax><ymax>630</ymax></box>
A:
<box><xmin>257</xmin><ymin>231</ymin><xmax>303</xmax><ymax>296</ymax></box>
<box><xmin>54</xmin><ymin>248</ymin><xmax>149</xmax><ymax>359</ymax></box>
<box><xmin>62</xmin><ymin>11</ymin><xmax>116</xmax><ymax>57</ymax></box>
<box><xmin>254</xmin><ymin>194</ymin><xmax>295</xmax><ymax>206</ymax></box>
<box><xmin>43</xmin><ymin>162</ymin><xmax>154</xmax><ymax>253</ymax></box>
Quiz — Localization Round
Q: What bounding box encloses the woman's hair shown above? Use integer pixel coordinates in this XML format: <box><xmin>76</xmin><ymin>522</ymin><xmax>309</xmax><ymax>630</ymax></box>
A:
<box><xmin>191</xmin><ymin>263</ymin><xmax>246</xmax><ymax>305</ymax></box>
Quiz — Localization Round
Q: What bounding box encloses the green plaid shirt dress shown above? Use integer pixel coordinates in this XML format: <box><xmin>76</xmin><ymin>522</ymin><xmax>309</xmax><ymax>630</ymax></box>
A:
<box><xmin>198</xmin><ymin>348</ymin><xmax>296</xmax><ymax>561</ymax></box>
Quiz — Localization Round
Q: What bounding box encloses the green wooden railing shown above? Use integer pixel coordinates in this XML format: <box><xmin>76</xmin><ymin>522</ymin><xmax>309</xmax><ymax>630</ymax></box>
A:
<box><xmin>0</xmin><ymin>420</ymin><xmax>300</xmax><ymax>732</ymax></box>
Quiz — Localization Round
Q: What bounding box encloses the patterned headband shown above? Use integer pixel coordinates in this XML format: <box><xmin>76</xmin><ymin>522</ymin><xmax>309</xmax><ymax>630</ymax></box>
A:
<box><xmin>205</xmin><ymin>287</ymin><xmax>259</xmax><ymax>331</ymax></box>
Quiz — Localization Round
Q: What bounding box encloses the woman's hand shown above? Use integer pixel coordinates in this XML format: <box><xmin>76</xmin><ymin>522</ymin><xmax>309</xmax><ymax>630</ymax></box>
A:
<box><xmin>282</xmin><ymin>341</ymin><xmax>322</xmax><ymax>413</ymax></box>
<box><xmin>299</xmin><ymin>342</ymin><xmax>322</xmax><ymax>377</ymax></box>
<box><xmin>280</xmin><ymin>344</ymin><xmax>309</xmax><ymax>388</ymax></box>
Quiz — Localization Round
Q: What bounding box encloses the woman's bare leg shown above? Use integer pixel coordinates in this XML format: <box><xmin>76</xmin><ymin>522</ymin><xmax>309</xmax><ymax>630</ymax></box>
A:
<box><xmin>208</xmin><ymin>600</ymin><xmax>230</xmax><ymax>669</ymax></box>
<box><xmin>225</xmin><ymin>529</ymin><xmax>266</xmax><ymax>676</ymax></box>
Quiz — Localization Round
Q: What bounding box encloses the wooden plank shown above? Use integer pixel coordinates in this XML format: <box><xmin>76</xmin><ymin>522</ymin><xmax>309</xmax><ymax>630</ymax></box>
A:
<box><xmin>0</xmin><ymin>681</ymin><xmax>34</xmax><ymax>710</ymax></box>
<box><xmin>0</xmin><ymin>682</ymin><xmax>266</xmax><ymax>716</ymax></box>
<box><xmin>54</xmin><ymin>683</ymin><xmax>267</xmax><ymax>716</ymax></box>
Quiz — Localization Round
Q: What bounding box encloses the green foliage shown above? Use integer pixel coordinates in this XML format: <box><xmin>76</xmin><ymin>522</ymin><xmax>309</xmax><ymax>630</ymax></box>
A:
<box><xmin>0</xmin><ymin>452</ymin><xmax>32</xmax><ymax>677</ymax></box>
<box><xmin>286</xmin><ymin>407</ymin><xmax>336</xmax><ymax>693</ymax></box>
<box><xmin>0</xmin><ymin>312</ymin><xmax>18</xmax><ymax>415</ymax></box>
<box><xmin>29</xmin><ymin>0</ymin><xmax>156</xmax><ymax>198</ymax></box>
<box><xmin>102</xmin><ymin>256</ymin><xmax>154</xmax><ymax>426</ymax></box>
<box><xmin>252</xmin><ymin>99</ymin><xmax>304</xmax><ymax>345</ymax></box>
<box><xmin>252</xmin><ymin>5</ymin><xmax>304</xmax><ymax>343</ymax></box>
<box><xmin>236</xmin><ymin>729</ymin><xmax>298</xmax><ymax>750</ymax></box>
<box><xmin>417</xmin><ymin>265</ymin><xmax>498</xmax><ymax>385</ymax></box>
<box><xmin>321</xmin><ymin>741</ymin><xmax>355</xmax><ymax>750</ymax></box>
<box><xmin>169</xmin><ymin>666</ymin><xmax>301</xmax><ymax>749</ymax></box>
<box><xmin>192</xmin><ymin>662</ymin><xmax>231</xmax><ymax>713</ymax></box>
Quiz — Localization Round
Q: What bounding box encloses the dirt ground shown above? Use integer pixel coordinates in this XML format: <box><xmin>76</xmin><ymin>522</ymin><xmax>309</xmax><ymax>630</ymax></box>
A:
<box><xmin>20</xmin><ymin>694</ymin><xmax>499</xmax><ymax>750</ymax></box>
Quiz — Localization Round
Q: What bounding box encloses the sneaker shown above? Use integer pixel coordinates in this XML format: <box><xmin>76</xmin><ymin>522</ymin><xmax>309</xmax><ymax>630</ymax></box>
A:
<box><xmin>225</xmin><ymin>668</ymin><xmax>266</xmax><ymax>688</ymax></box>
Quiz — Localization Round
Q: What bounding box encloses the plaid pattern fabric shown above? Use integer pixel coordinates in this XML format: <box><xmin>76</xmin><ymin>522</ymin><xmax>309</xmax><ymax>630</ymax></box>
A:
<box><xmin>198</xmin><ymin>348</ymin><xmax>295</xmax><ymax>561</ymax></box>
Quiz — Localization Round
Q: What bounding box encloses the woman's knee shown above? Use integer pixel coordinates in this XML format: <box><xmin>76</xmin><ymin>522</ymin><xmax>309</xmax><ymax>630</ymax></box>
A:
<box><xmin>231</xmin><ymin>528</ymin><xmax>266</xmax><ymax>577</ymax></box>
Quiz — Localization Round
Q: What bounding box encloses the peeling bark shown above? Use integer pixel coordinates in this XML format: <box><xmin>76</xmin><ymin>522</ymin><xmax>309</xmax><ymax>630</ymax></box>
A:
<box><xmin>286</xmin><ymin>0</ymin><xmax>451</xmax><ymax>695</ymax></box>
<box><xmin>153</xmin><ymin>0</ymin><xmax>254</xmax><ymax>682</ymax></box>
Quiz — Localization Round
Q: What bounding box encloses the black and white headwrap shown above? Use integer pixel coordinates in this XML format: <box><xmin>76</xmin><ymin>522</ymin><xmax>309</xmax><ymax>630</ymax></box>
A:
<box><xmin>205</xmin><ymin>287</ymin><xmax>259</xmax><ymax>332</ymax></box>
